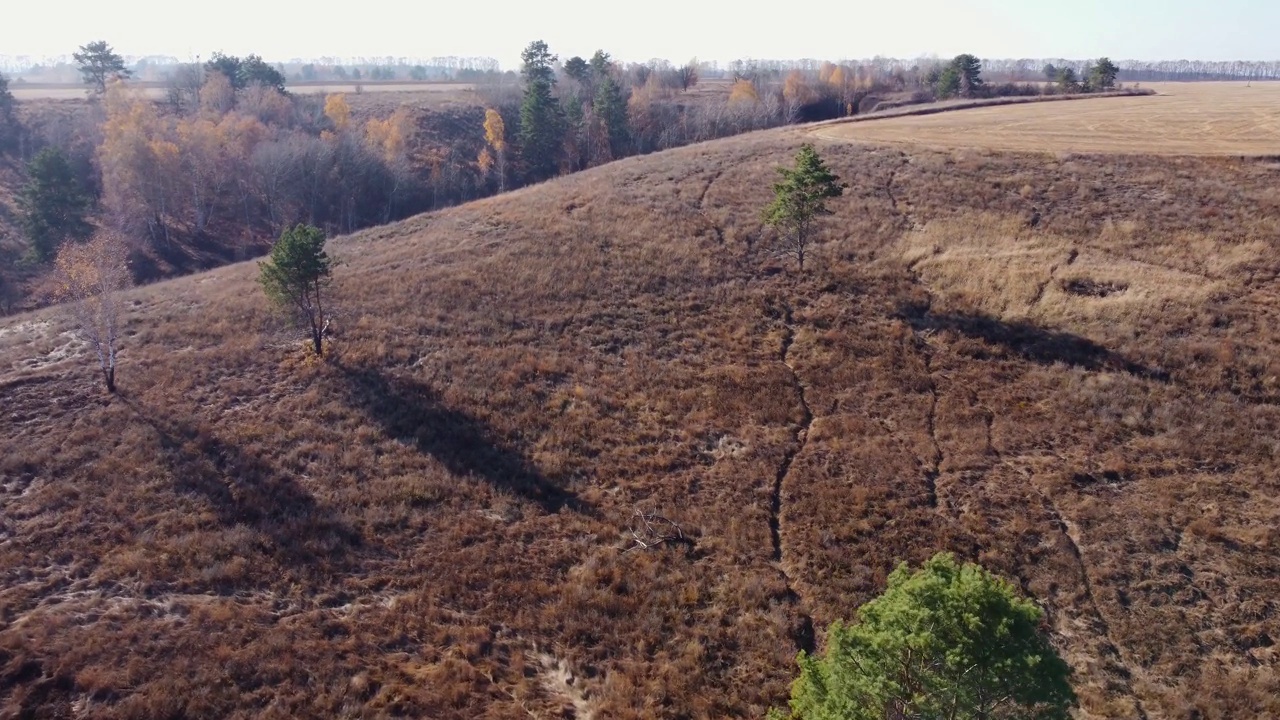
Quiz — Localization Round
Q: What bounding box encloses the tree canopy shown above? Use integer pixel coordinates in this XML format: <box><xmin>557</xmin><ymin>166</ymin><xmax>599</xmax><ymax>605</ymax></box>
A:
<box><xmin>780</xmin><ymin>553</ymin><xmax>1076</xmax><ymax>720</ymax></box>
<box><xmin>936</xmin><ymin>54</ymin><xmax>984</xmax><ymax>98</ymax></box>
<box><xmin>519</xmin><ymin>40</ymin><xmax>564</xmax><ymax>182</ymax></box>
<box><xmin>1089</xmin><ymin>57</ymin><xmax>1120</xmax><ymax>90</ymax></box>
<box><xmin>206</xmin><ymin>52</ymin><xmax>288</xmax><ymax>92</ymax></box>
<box><xmin>593</xmin><ymin>76</ymin><xmax>629</xmax><ymax>159</ymax></box>
<box><xmin>563</xmin><ymin>56</ymin><xmax>590</xmax><ymax>84</ymax></box>
<box><xmin>73</xmin><ymin>40</ymin><xmax>131</xmax><ymax>94</ymax></box>
<box><xmin>0</xmin><ymin>72</ymin><xmax>17</xmax><ymax>152</ymax></box>
<box><xmin>259</xmin><ymin>224</ymin><xmax>334</xmax><ymax>356</ymax></box>
<box><xmin>53</xmin><ymin>232</ymin><xmax>130</xmax><ymax>393</ymax></box>
<box><xmin>762</xmin><ymin>144</ymin><xmax>845</xmax><ymax>270</ymax></box>
<box><xmin>589</xmin><ymin>50</ymin><xmax>614</xmax><ymax>79</ymax></box>
<box><xmin>19</xmin><ymin>148</ymin><xmax>93</xmax><ymax>262</ymax></box>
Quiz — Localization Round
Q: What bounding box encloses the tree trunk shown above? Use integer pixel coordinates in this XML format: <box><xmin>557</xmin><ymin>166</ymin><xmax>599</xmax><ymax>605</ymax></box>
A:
<box><xmin>312</xmin><ymin>327</ymin><xmax>323</xmax><ymax>357</ymax></box>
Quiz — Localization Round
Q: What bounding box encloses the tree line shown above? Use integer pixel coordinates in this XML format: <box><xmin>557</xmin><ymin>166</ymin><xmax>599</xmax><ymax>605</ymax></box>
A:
<box><xmin>0</xmin><ymin>40</ymin><xmax>1195</xmax><ymax>314</ymax></box>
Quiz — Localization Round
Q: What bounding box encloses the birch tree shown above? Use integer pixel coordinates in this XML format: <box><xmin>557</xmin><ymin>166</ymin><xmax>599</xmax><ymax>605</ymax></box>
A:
<box><xmin>53</xmin><ymin>233</ymin><xmax>131</xmax><ymax>393</ymax></box>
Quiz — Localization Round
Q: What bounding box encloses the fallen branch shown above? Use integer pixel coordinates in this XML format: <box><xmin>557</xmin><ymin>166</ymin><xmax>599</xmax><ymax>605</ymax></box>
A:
<box><xmin>623</xmin><ymin>507</ymin><xmax>691</xmax><ymax>553</ymax></box>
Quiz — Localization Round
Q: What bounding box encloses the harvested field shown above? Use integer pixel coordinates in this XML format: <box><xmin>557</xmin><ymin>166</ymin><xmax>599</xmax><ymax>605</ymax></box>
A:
<box><xmin>814</xmin><ymin>82</ymin><xmax>1280</xmax><ymax>156</ymax></box>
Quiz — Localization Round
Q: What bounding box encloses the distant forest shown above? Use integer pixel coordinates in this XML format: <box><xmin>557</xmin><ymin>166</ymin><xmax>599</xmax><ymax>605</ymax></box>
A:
<box><xmin>0</xmin><ymin>41</ymin><xmax>1272</xmax><ymax>312</ymax></box>
<box><xmin>4</xmin><ymin>54</ymin><xmax>1280</xmax><ymax>85</ymax></box>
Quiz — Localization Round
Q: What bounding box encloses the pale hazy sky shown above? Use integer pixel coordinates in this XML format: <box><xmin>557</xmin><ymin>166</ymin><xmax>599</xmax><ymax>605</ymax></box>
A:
<box><xmin>3</xmin><ymin>0</ymin><xmax>1276</xmax><ymax>68</ymax></box>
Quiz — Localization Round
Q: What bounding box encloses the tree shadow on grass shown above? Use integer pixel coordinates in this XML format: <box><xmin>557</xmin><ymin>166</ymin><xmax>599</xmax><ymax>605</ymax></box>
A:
<box><xmin>903</xmin><ymin>308</ymin><xmax>1169</xmax><ymax>381</ymax></box>
<box><xmin>335</xmin><ymin>364</ymin><xmax>592</xmax><ymax>516</ymax></box>
<box><xmin>120</xmin><ymin>396</ymin><xmax>363</xmax><ymax>573</ymax></box>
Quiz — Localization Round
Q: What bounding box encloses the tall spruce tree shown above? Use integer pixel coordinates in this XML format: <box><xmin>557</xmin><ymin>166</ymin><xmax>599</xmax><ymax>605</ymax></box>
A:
<box><xmin>519</xmin><ymin>40</ymin><xmax>564</xmax><ymax>182</ymax></box>
<box><xmin>592</xmin><ymin>76</ymin><xmax>630</xmax><ymax>159</ymax></box>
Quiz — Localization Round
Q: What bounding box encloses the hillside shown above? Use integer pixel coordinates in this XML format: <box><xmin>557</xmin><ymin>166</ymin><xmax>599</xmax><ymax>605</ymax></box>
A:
<box><xmin>1</xmin><ymin>124</ymin><xmax>1279</xmax><ymax>719</ymax></box>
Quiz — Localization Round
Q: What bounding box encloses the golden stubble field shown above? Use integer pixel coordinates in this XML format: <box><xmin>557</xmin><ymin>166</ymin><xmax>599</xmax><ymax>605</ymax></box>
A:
<box><xmin>815</xmin><ymin>82</ymin><xmax>1280</xmax><ymax>155</ymax></box>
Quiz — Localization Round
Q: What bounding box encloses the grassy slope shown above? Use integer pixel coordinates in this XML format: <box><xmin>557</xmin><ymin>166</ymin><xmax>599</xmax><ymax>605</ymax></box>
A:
<box><xmin>1</xmin><ymin>127</ymin><xmax>1279</xmax><ymax>719</ymax></box>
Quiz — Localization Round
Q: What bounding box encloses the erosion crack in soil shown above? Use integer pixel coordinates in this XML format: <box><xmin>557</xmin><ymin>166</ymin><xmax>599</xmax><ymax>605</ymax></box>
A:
<box><xmin>1034</xmin><ymin>484</ymin><xmax>1151</xmax><ymax>720</ymax></box>
<box><xmin>1030</xmin><ymin>248</ymin><xmax>1079</xmax><ymax>307</ymax></box>
<box><xmin>904</xmin><ymin>261</ymin><xmax>945</xmax><ymax>511</ymax></box>
<box><xmin>921</xmin><ymin>346</ymin><xmax>943</xmax><ymax>510</ymax></box>
<box><xmin>772</xmin><ymin>302</ymin><xmax>816</xmax><ymax>655</ymax></box>
<box><xmin>696</xmin><ymin>169</ymin><xmax>724</xmax><ymax>210</ymax></box>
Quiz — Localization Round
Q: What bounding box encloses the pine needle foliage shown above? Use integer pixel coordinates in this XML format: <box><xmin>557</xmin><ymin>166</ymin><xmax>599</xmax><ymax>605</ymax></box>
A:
<box><xmin>762</xmin><ymin>144</ymin><xmax>845</xmax><ymax>271</ymax></box>
<box><xmin>259</xmin><ymin>224</ymin><xmax>334</xmax><ymax>356</ymax></box>
<box><xmin>778</xmin><ymin>553</ymin><xmax>1077</xmax><ymax>720</ymax></box>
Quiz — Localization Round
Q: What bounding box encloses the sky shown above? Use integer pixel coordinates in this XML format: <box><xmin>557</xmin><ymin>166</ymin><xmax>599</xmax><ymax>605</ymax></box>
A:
<box><xmin>2</xmin><ymin>0</ymin><xmax>1277</xmax><ymax>69</ymax></box>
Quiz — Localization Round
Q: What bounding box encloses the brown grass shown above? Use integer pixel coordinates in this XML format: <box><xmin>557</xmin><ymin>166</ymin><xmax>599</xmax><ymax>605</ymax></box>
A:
<box><xmin>815</xmin><ymin>82</ymin><xmax>1280</xmax><ymax>156</ymax></box>
<box><xmin>1</xmin><ymin>124</ymin><xmax>1278</xmax><ymax>718</ymax></box>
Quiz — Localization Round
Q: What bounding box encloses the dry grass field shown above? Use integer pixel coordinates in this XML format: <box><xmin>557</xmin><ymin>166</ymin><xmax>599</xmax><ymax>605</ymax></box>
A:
<box><xmin>1</xmin><ymin>113</ymin><xmax>1279</xmax><ymax>718</ymax></box>
<box><xmin>815</xmin><ymin>82</ymin><xmax>1280</xmax><ymax>156</ymax></box>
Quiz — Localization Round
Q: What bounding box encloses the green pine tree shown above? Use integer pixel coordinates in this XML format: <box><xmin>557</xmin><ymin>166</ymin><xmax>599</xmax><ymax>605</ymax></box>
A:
<box><xmin>1090</xmin><ymin>58</ymin><xmax>1120</xmax><ymax>91</ymax></box>
<box><xmin>762</xmin><ymin>144</ymin><xmax>845</xmax><ymax>271</ymax></box>
<box><xmin>592</xmin><ymin>75</ymin><xmax>630</xmax><ymax>159</ymax></box>
<box><xmin>936</xmin><ymin>54</ymin><xmax>983</xmax><ymax>99</ymax></box>
<box><xmin>777</xmin><ymin>553</ymin><xmax>1076</xmax><ymax>720</ymax></box>
<box><xmin>259</xmin><ymin>224</ymin><xmax>335</xmax><ymax>356</ymax></box>
<box><xmin>519</xmin><ymin>40</ymin><xmax>564</xmax><ymax>182</ymax></box>
<box><xmin>18</xmin><ymin>148</ymin><xmax>93</xmax><ymax>263</ymax></box>
<box><xmin>73</xmin><ymin>40</ymin><xmax>131</xmax><ymax>94</ymax></box>
<box><xmin>0</xmin><ymin>72</ymin><xmax>18</xmax><ymax>152</ymax></box>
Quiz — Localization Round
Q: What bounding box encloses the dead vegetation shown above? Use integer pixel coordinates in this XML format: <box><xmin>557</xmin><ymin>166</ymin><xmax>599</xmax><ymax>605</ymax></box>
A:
<box><xmin>1</xmin><ymin>124</ymin><xmax>1278</xmax><ymax>719</ymax></box>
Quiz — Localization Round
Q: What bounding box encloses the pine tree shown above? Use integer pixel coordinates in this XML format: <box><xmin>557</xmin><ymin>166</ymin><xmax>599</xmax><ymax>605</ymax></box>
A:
<box><xmin>259</xmin><ymin>224</ymin><xmax>334</xmax><ymax>356</ymax></box>
<box><xmin>19</xmin><ymin>148</ymin><xmax>93</xmax><ymax>262</ymax></box>
<box><xmin>0</xmin><ymin>72</ymin><xmax>18</xmax><ymax>152</ymax></box>
<box><xmin>762</xmin><ymin>144</ymin><xmax>845</xmax><ymax>271</ymax></box>
<box><xmin>778</xmin><ymin>554</ymin><xmax>1076</xmax><ymax>720</ymax></box>
<box><xmin>1090</xmin><ymin>58</ymin><xmax>1120</xmax><ymax>91</ymax></box>
<box><xmin>952</xmin><ymin>54</ymin><xmax>984</xmax><ymax>97</ymax></box>
<box><xmin>73</xmin><ymin>41</ymin><xmax>131</xmax><ymax>94</ymax></box>
<box><xmin>519</xmin><ymin>40</ymin><xmax>564</xmax><ymax>182</ymax></box>
<box><xmin>563</xmin><ymin>56</ymin><xmax>591</xmax><ymax>85</ymax></box>
<box><xmin>936</xmin><ymin>54</ymin><xmax>983</xmax><ymax>99</ymax></box>
<box><xmin>592</xmin><ymin>76</ymin><xmax>629</xmax><ymax>159</ymax></box>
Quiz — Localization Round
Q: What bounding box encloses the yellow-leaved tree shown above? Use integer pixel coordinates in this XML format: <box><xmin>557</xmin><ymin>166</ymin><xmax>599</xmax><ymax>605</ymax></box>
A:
<box><xmin>364</xmin><ymin>107</ymin><xmax>412</xmax><ymax>163</ymax></box>
<box><xmin>364</xmin><ymin>107</ymin><xmax>415</xmax><ymax>221</ymax></box>
<box><xmin>54</xmin><ymin>232</ymin><xmax>131</xmax><ymax>393</ymax></box>
<box><xmin>324</xmin><ymin>93</ymin><xmax>351</xmax><ymax>132</ymax></box>
<box><xmin>783</xmin><ymin>70</ymin><xmax>815</xmax><ymax>120</ymax></box>
<box><xmin>199</xmin><ymin>71</ymin><xmax>235</xmax><ymax>116</ymax></box>
<box><xmin>99</xmin><ymin>80</ymin><xmax>181</xmax><ymax>245</ymax></box>
<box><xmin>828</xmin><ymin>66</ymin><xmax>851</xmax><ymax>115</ymax></box>
<box><xmin>482</xmin><ymin>108</ymin><xmax>507</xmax><ymax>191</ymax></box>
<box><xmin>728</xmin><ymin>79</ymin><xmax>759</xmax><ymax>104</ymax></box>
